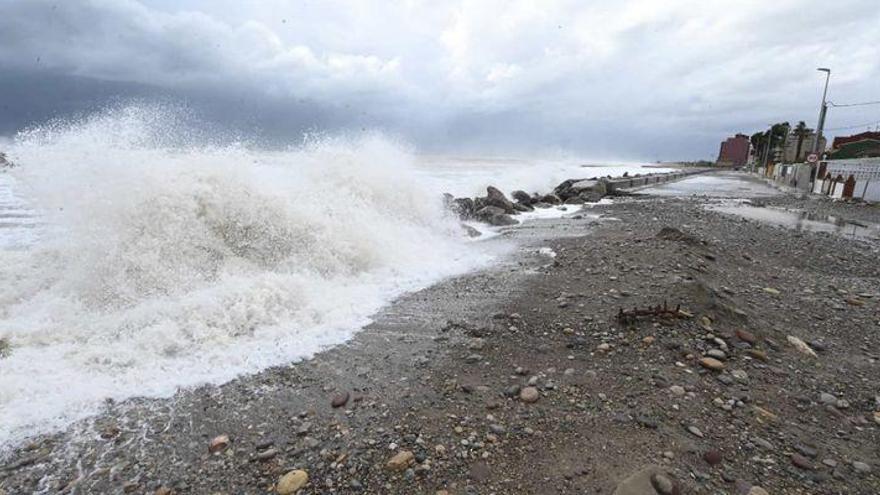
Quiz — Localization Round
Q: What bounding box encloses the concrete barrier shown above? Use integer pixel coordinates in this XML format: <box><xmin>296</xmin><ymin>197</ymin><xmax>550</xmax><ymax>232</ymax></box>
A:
<box><xmin>605</xmin><ymin>168</ymin><xmax>715</xmax><ymax>194</ymax></box>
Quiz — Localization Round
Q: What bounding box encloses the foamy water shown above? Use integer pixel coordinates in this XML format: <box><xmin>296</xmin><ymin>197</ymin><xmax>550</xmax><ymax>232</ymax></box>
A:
<box><xmin>0</xmin><ymin>106</ymin><xmax>662</xmax><ymax>448</ymax></box>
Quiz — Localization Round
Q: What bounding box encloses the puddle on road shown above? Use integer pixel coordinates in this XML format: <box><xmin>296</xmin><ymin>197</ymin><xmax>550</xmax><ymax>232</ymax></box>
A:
<box><xmin>708</xmin><ymin>204</ymin><xmax>880</xmax><ymax>240</ymax></box>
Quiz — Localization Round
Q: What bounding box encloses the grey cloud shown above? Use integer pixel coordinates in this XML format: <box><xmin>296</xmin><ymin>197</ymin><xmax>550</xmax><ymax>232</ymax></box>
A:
<box><xmin>1</xmin><ymin>0</ymin><xmax>878</xmax><ymax>159</ymax></box>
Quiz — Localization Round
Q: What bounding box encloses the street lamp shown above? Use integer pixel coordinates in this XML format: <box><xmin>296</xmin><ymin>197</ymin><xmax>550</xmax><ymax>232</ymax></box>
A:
<box><xmin>811</xmin><ymin>68</ymin><xmax>831</xmax><ymax>156</ymax></box>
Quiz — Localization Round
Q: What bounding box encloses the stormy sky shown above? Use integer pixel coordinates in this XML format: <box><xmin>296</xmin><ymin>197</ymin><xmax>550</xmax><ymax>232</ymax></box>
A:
<box><xmin>1</xmin><ymin>0</ymin><xmax>878</xmax><ymax>160</ymax></box>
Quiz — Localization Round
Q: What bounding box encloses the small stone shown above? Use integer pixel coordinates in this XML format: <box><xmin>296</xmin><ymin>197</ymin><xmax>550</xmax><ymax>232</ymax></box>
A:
<box><xmin>707</xmin><ymin>349</ymin><xmax>727</xmax><ymax>360</ymax></box>
<box><xmin>819</xmin><ymin>392</ymin><xmax>836</xmax><ymax>404</ymax></box>
<box><xmin>735</xmin><ymin>329</ymin><xmax>757</xmax><ymax>344</ymax></box>
<box><xmin>613</xmin><ymin>466</ymin><xmax>675</xmax><ymax>495</ymax></box>
<box><xmin>209</xmin><ymin>434</ymin><xmax>230</xmax><ymax>453</ymax></box>
<box><xmin>650</xmin><ymin>473</ymin><xmax>675</xmax><ymax>494</ymax></box>
<box><xmin>519</xmin><ymin>386</ymin><xmax>540</xmax><ymax>403</ymax></box>
<box><xmin>752</xmin><ymin>437</ymin><xmax>774</xmax><ymax>450</ymax></box>
<box><xmin>731</xmin><ymin>369</ymin><xmax>749</xmax><ymax>382</ymax></box>
<box><xmin>386</xmin><ymin>451</ymin><xmax>415</xmax><ymax>472</ymax></box>
<box><xmin>795</xmin><ymin>444</ymin><xmax>817</xmax><ymax>458</ymax></box>
<box><xmin>746</xmin><ymin>349</ymin><xmax>768</xmax><ymax>362</ymax></box>
<box><xmin>852</xmin><ymin>461</ymin><xmax>871</xmax><ymax>474</ymax></box>
<box><xmin>597</xmin><ymin>343</ymin><xmax>611</xmax><ymax>352</ymax></box>
<box><xmin>687</xmin><ymin>425</ymin><xmax>704</xmax><ymax>438</ymax></box>
<box><xmin>276</xmin><ymin>470</ymin><xmax>308</xmax><ymax>495</ymax></box>
<box><xmin>465</xmin><ymin>353</ymin><xmax>483</xmax><ymax>363</ymax></box>
<box><xmin>100</xmin><ymin>424</ymin><xmax>120</xmax><ymax>439</ymax></box>
<box><xmin>699</xmin><ymin>357</ymin><xmax>724</xmax><ymax>371</ymax></box>
<box><xmin>669</xmin><ymin>385</ymin><xmax>686</xmax><ymax>396</ymax></box>
<box><xmin>703</xmin><ymin>450</ymin><xmax>723</xmax><ymax>466</ymax></box>
<box><xmin>747</xmin><ymin>488</ymin><xmax>769</xmax><ymax>495</ymax></box>
<box><xmin>787</xmin><ymin>335</ymin><xmax>817</xmax><ymax>357</ymax></box>
<box><xmin>155</xmin><ymin>488</ymin><xmax>173</xmax><ymax>495</ymax></box>
<box><xmin>331</xmin><ymin>392</ymin><xmax>350</xmax><ymax>408</ymax></box>
<box><xmin>256</xmin><ymin>448</ymin><xmax>279</xmax><ymax>461</ymax></box>
<box><xmin>762</xmin><ymin>287</ymin><xmax>780</xmax><ymax>295</ymax></box>
<box><xmin>791</xmin><ymin>453</ymin><xmax>814</xmax><ymax>470</ymax></box>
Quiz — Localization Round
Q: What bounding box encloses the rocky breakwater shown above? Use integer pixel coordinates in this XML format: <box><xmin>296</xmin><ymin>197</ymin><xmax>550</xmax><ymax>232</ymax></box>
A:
<box><xmin>445</xmin><ymin>178</ymin><xmax>611</xmax><ymax>229</ymax></box>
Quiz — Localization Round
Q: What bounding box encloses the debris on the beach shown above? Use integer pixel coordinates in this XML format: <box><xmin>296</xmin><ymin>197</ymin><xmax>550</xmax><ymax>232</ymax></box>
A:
<box><xmin>276</xmin><ymin>469</ymin><xmax>308</xmax><ymax>494</ymax></box>
<box><xmin>786</xmin><ymin>335</ymin><xmax>817</xmax><ymax>357</ymax></box>
<box><xmin>616</xmin><ymin>301</ymin><xmax>688</xmax><ymax>324</ymax></box>
<box><xmin>208</xmin><ymin>434</ymin><xmax>230</xmax><ymax>453</ymax></box>
<box><xmin>762</xmin><ymin>287</ymin><xmax>780</xmax><ymax>295</ymax></box>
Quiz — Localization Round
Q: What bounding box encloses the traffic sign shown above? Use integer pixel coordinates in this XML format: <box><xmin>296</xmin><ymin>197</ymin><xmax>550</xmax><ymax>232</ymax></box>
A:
<box><xmin>807</xmin><ymin>153</ymin><xmax>819</xmax><ymax>163</ymax></box>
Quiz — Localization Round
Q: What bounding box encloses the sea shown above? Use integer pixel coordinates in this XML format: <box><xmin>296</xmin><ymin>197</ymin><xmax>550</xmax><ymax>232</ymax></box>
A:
<box><xmin>0</xmin><ymin>106</ymin><xmax>668</xmax><ymax>449</ymax></box>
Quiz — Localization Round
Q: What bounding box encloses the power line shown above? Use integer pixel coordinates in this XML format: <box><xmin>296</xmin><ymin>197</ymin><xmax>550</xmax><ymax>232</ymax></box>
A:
<box><xmin>825</xmin><ymin>121</ymin><xmax>880</xmax><ymax>132</ymax></box>
<box><xmin>828</xmin><ymin>100</ymin><xmax>880</xmax><ymax>108</ymax></box>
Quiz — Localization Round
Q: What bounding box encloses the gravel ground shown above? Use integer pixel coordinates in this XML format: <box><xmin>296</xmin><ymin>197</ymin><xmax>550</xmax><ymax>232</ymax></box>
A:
<box><xmin>2</xmin><ymin>172</ymin><xmax>879</xmax><ymax>495</ymax></box>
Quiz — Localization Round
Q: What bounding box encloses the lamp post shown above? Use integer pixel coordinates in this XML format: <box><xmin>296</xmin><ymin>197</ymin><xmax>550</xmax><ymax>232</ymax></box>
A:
<box><xmin>812</xmin><ymin>68</ymin><xmax>831</xmax><ymax>156</ymax></box>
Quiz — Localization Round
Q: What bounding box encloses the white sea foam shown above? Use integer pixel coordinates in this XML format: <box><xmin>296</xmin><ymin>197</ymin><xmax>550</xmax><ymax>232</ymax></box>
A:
<box><xmin>0</xmin><ymin>105</ymin><xmax>667</xmax><ymax>449</ymax></box>
<box><xmin>0</xmin><ymin>106</ymin><xmax>496</xmax><ymax>448</ymax></box>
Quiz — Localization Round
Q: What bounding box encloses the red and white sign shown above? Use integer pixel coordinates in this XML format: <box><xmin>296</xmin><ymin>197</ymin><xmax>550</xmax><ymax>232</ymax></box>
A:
<box><xmin>806</xmin><ymin>153</ymin><xmax>819</xmax><ymax>163</ymax></box>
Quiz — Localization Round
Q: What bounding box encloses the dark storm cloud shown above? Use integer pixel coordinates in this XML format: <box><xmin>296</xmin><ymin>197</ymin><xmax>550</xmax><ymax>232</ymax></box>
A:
<box><xmin>1</xmin><ymin>0</ymin><xmax>878</xmax><ymax>159</ymax></box>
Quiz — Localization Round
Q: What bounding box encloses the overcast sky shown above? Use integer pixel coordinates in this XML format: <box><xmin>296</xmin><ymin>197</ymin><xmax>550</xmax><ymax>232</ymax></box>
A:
<box><xmin>1</xmin><ymin>0</ymin><xmax>878</xmax><ymax>160</ymax></box>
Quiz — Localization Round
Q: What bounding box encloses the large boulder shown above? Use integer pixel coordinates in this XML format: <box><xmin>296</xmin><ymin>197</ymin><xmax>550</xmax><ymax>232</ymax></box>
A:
<box><xmin>577</xmin><ymin>180</ymin><xmax>607</xmax><ymax>202</ymax></box>
<box><xmin>553</xmin><ymin>178</ymin><xmax>608</xmax><ymax>202</ymax></box>
<box><xmin>449</xmin><ymin>197</ymin><xmax>476</xmax><ymax>219</ymax></box>
<box><xmin>539</xmin><ymin>194</ymin><xmax>561</xmax><ymax>205</ymax></box>
<box><xmin>511</xmin><ymin>190</ymin><xmax>532</xmax><ymax>205</ymax></box>
<box><xmin>475</xmin><ymin>206</ymin><xmax>519</xmax><ymax>226</ymax></box>
<box><xmin>484</xmin><ymin>186</ymin><xmax>516</xmax><ymax>213</ymax></box>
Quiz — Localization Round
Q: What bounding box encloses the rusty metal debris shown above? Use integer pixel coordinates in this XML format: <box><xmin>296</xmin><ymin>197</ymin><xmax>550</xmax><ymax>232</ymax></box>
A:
<box><xmin>617</xmin><ymin>301</ymin><xmax>689</xmax><ymax>324</ymax></box>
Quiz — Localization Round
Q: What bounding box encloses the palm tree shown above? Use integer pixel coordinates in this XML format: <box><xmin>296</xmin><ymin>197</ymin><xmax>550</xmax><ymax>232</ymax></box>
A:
<box><xmin>750</xmin><ymin>132</ymin><xmax>764</xmax><ymax>163</ymax></box>
<box><xmin>792</xmin><ymin>121</ymin><xmax>811</xmax><ymax>162</ymax></box>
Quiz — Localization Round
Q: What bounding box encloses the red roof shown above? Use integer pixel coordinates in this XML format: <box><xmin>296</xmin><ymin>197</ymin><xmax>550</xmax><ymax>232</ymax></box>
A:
<box><xmin>832</xmin><ymin>131</ymin><xmax>880</xmax><ymax>149</ymax></box>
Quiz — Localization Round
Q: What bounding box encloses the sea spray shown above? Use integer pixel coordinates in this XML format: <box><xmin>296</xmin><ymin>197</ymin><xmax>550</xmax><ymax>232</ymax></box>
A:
<box><xmin>0</xmin><ymin>105</ymin><xmax>495</xmax><ymax>448</ymax></box>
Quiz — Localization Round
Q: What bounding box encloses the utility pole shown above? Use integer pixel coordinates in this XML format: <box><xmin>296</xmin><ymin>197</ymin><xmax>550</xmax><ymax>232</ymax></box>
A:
<box><xmin>812</xmin><ymin>68</ymin><xmax>831</xmax><ymax>156</ymax></box>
